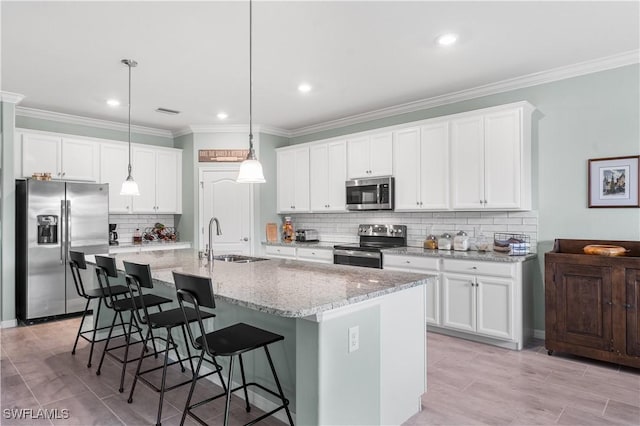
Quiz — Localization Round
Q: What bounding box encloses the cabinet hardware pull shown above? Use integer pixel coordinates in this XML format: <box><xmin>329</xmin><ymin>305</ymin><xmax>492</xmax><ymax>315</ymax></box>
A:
<box><xmin>416</xmin><ymin>202</ymin><xmax>419</xmax><ymax>205</ymax></box>
<box><xmin>406</xmin><ymin>260</ymin><xmax>411</xmax><ymax>263</ymax></box>
<box><xmin>471</xmin><ymin>266</ymin><xmax>477</xmax><ymax>269</ymax></box>
<box><xmin>312</xmin><ymin>252</ymin><xmax>316</xmax><ymax>255</ymax></box>
<box><xmin>484</xmin><ymin>200</ymin><xmax>488</xmax><ymax>204</ymax></box>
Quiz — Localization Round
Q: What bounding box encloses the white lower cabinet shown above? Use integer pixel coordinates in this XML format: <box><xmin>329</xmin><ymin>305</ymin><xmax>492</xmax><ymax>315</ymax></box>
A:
<box><xmin>384</xmin><ymin>255</ymin><xmax>531</xmax><ymax>350</ymax></box>
<box><xmin>264</xmin><ymin>245</ymin><xmax>297</xmax><ymax>259</ymax></box>
<box><xmin>383</xmin><ymin>254</ymin><xmax>440</xmax><ymax>326</ymax></box>
<box><xmin>264</xmin><ymin>245</ymin><xmax>333</xmax><ymax>263</ymax></box>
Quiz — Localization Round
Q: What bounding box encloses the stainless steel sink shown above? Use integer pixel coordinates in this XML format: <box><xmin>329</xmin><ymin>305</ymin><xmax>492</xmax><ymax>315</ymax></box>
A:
<box><xmin>213</xmin><ymin>254</ymin><xmax>269</xmax><ymax>263</ymax></box>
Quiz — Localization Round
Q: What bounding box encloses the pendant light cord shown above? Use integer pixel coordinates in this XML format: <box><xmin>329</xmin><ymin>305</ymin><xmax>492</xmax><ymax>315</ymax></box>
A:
<box><xmin>248</xmin><ymin>0</ymin><xmax>254</xmax><ymax>157</ymax></box>
<box><xmin>127</xmin><ymin>60</ymin><xmax>132</xmax><ymax>176</ymax></box>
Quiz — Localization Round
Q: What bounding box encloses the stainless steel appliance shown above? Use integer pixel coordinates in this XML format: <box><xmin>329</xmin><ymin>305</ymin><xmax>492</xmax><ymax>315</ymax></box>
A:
<box><xmin>295</xmin><ymin>229</ymin><xmax>319</xmax><ymax>242</ymax></box>
<box><xmin>109</xmin><ymin>223</ymin><xmax>119</xmax><ymax>245</ymax></box>
<box><xmin>345</xmin><ymin>176</ymin><xmax>394</xmax><ymax>211</ymax></box>
<box><xmin>333</xmin><ymin>224</ymin><xmax>407</xmax><ymax>269</ymax></box>
<box><xmin>16</xmin><ymin>179</ymin><xmax>109</xmax><ymax>322</ymax></box>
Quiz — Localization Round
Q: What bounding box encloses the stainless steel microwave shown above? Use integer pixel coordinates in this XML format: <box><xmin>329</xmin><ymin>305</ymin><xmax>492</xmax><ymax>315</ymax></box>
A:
<box><xmin>345</xmin><ymin>176</ymin><xmax>394</xmax><ymax>211</ymax></box>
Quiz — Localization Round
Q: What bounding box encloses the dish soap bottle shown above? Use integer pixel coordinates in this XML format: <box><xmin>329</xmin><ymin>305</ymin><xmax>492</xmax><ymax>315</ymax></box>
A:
<box><xmin>282</xmin><ymin>217</ymin><xmax>294</xmax><ymax>243</ymax></box>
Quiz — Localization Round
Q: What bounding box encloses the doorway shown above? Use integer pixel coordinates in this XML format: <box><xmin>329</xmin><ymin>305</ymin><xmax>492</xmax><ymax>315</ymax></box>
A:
<box><xmin>199</xmin><ymin>167</ymin><xmax>253</xmax><ymax>255</ymax></box>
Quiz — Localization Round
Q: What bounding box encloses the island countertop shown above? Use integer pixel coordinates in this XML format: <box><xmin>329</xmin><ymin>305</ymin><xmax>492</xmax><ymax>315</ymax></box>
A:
<box><xmin>87</xmin><ymin>248</ymin><xmax>433</xmax><ymax>319</ymax></box>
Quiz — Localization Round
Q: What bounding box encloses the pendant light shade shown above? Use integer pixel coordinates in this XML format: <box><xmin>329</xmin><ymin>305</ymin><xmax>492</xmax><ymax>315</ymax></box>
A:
<box><xmin>120</xmin><ymin>58</ymin><xmax>140</xmax><ymax>196</ymax></box>
<box><xmin>237</xmin><ymin>0</ymin><xmax>265</xmax><ymax>184</ymax></box>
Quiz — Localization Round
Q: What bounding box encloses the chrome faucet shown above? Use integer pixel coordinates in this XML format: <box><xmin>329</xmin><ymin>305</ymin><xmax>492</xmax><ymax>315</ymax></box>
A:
<box><xmin>206</xmin><ymin>217</ymin><xmax>222</xmax><ymax>262</ymax></box>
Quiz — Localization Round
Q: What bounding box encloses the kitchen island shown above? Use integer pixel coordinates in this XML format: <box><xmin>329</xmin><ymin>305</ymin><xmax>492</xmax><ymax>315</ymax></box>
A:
<box><xmin>87</xmin><ymin>249</ymin><xmax>433</xmax><ymax>425</ymax></box>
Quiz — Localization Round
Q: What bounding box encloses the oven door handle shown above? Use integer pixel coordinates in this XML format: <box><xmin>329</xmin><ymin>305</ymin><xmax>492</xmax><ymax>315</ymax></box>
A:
<box><xmin>333</xmin><ymin>249</ymin><xmax>381</xmax><ymax>259</ymax></box>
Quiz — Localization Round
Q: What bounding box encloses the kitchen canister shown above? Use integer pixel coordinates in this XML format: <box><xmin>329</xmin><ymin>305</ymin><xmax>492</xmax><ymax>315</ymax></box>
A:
<box><xmin>453</xmin><ymin>230</ymin><xmax>470</xmax><ymax>251</ymax></box>
<box><xmin>438</xmin><ymin>233</ymin><xmax>453</xmax><ymax>250</ymax></box>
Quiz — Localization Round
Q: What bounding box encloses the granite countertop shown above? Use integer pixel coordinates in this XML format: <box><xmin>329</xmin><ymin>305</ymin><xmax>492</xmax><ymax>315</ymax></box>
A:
<box><xmin>87</xmin><ymin>249</ymin><xmax>433</xmax><ymax>318</ymax></box>
<box><xmin>383</xmin><ymin>246</ymin><xmax>537</xmax><ymax>262</ymax></box>
<box><xmin>262</xmin><ymin>241</ymin><xmax>338</xmax><ymax>249</ymax></box>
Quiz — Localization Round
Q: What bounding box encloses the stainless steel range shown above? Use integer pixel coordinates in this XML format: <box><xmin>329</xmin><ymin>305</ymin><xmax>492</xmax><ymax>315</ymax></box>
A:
<box><xmin>333</xmin><ymin>224</ymin><xmax>407</xmax><ymax>269</ymax></box>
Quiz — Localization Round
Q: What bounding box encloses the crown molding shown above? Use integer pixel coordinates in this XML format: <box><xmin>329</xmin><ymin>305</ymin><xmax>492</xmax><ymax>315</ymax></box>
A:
<box><xmin>289</xmin><ymin>50</ymin><xmax>640</xmax><ymax>137</ymax></box>
<box><xmin>183</xmin><ymin>124</ymin><xmax>291</xmax><ymax>137</ymax></box>
<box><xmin>0</xmin><ymin>91</ymin><xmax>25</xmax><ymax>104</ymax></box>
<box><xmin>15</xmin><ymin>106</ymin><xmax>174</xmax><ymax>138</ymax></box>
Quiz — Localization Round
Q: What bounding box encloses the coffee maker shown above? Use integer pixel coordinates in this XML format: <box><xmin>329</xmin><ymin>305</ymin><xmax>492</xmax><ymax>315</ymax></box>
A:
<box><xmin>109</xmin><ymin>223</ymin><xmax>119</xmax><ymax>245</ymax></box>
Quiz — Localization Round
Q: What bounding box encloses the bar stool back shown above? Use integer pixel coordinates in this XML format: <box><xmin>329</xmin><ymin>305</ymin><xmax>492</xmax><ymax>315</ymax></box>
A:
<box><xmin>174</xmin><ymin>271</ymin><xmax>294</xmax><ymax>426</ymax></box>
<box><xmin>68</xmin><ymin>250</ymin><xmax>128</xmax><ymax>368</ymax></box>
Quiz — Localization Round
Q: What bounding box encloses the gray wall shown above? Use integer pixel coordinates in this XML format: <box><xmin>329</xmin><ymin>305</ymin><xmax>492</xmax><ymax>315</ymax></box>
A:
<box><xmin>174</xmin><ymin>132</ymin><xmax>195</xmax><ymax>243</ymax></box>
<box><xmin>1</xmin><ymin>101</ymin><xmax>17</xmax><ymax>323</ymax></box>
<box><xmin>289</xmin><ymin>64</ymin><xmax>640</xmax><ymax>331</ymax></box>
<box><xmin>258</xmin><ymin>132</ymin><xmax>289</xmax><ymax>238</ymax></box>
<box><xmin>16</xmin><ymin>115</ymin><xmax>174</xmax><ymax>147</ymax></box>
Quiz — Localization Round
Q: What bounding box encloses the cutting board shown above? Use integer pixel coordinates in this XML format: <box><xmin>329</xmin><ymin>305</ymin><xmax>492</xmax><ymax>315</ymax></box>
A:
<box><xmin>266</xmin><ymin>223</ymin><xmax>279</xmax><ymax>243</ymax></box>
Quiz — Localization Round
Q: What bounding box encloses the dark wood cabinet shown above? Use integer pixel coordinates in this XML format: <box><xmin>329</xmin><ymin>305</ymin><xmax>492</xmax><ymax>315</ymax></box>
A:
<box><xmin>545</xmin><ymin>239</ymin><xmax>640</xmax><ymax>368</ymax></box>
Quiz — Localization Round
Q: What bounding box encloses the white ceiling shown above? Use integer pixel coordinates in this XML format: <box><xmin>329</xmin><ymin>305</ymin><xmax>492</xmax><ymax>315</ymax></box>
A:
<box><xmin>2</xmin><ymin>1</ymin><xmax>639</xmax><ymax>134</ymax></box>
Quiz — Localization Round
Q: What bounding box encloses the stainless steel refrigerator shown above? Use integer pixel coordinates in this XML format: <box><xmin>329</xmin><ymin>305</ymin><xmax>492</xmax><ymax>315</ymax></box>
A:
<box><xmin>16</xmin><ymin>179</ymin><xmax>109</xmax><ymax>322</ymax></box>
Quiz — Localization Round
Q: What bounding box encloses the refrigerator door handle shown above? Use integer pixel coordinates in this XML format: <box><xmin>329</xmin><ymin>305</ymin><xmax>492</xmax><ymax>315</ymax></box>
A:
<box><xmin>66</xmin><ymin>200</ymin><xmax>71</xmax><ymax>257</ymax></box>
<box><xmin>60</xmin><ymin>200</ymin><xmax>65</xmax><ymax>264</ymax></box>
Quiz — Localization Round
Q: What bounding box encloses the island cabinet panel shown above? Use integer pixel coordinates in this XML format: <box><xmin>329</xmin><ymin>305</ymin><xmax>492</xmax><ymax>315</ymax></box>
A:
<box><xmin>545</xmin><ymin>239</ymin><xmax>640</xmax><ymax>368</ymax></box>
<box><xmin>626</xmin><ymin>268</ymin><xmax>640</xmax><ymax>356</ymax></box>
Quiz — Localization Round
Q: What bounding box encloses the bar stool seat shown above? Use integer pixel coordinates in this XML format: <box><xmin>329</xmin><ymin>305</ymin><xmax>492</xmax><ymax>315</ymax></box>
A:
<box><xmin>174</xmin><ymin>271</ymin><xmax>294</xmax><ymax>426</ymax></box>
<box><xmin>69</xmin><ymin>250</ymin><xmax>130</xmax><ymax>368</ymax></box>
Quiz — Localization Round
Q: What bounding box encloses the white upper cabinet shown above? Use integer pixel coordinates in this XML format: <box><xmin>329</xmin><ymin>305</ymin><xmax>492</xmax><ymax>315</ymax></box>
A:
<box><xmin>451</xmin><ymin>103</ymin><xmax>532</xmax><ymax>210</ymax></box>
<box><xmin>277</xmin><ymin>146</ymin><xmax>310</xmax><ymax>213</ymax></box>
<box><xmin>131</xmin><ymin>146</ymin><xmax>182</xmax><ymax>214</ymax></box>
<box><xmin>393</xmin><ymin>123</ymin><xmax>449</xmax><ymax>211</ymax></box>
<box><xmin>18</xmin><ymin>132</ymin><xmax>98</xmax><ymax>181</ymax></box>
<box><xmin>347</xmin><ymin>132</ymin><xmax>392</xmax><ymax>179</ymax></box>
<box><xmin>100</xmin><ymin>142</ymin><xmax>132</xmax><ymax>213</ymax></box>
<box><xmin>310</xmin><ymin>140</ymin><xmax>347</xmax><ymax>212</ymax></box>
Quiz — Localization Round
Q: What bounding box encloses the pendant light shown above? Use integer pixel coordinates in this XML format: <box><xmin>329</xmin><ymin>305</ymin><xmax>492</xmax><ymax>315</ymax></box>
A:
<box><xmin>120</xmin><ymin>58</ymin><xmax>140</xmax><ymax>196</ymax></box>
<box><xmin>237</xmin><ymin>0</ymin><xmax>266</xmax><ymax>183</ymax></box>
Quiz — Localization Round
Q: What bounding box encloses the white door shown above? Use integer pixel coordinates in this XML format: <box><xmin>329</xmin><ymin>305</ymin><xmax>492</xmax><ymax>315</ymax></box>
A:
<box><xmin>441</xmin><ymin>272</ymin><xmax>476</xmax><ymax>332</ymax></box>
<box><xmin>421</xmin><ymin>122</ymin><xmax>450</xmax><ymax>210</ymax></box>
<box><xmin>62</xmin><ymin>138</ymin><xmax>99</xmax><ymax>181</ymax></box>
<box><xmin>155</xmin><ymin>150</ymin><xmax>180</xmax><ymax>213</ymax></box>
<box><xmin>476</xmin><ymin>276</ymin><xmax>514</xmax><ymax>340</ymax></box>
<box><xmin>310</xmin><ymin>144</ymin><xmax>329</xmax><ymax>211</ymax></box>
<box><xmin>347</xmin><ymin>136</ymin><xmax>370</xmax><ymax>179</ymax></box>
<box><xmin>131</xmin><ymin>147</ymin><xmax>157</xmax><ymax>213</ymax></box>
<box><xmin>277</xmin><ymin>150</ymin><xmax>295</xmax><ymax>213</ymax></box>
<box><xmin>201</xmin><ymin>169</ymin><xmax>251</xmax><ymax>255</ymax></box>
<box><xmin>21</xmin><ymin>133</ymin><xmax>62</xmax><ymax>178</ymax></box>
<box><xmin>393</xmin><ymin>127</ymin><xmax>421</xmax><ymax>210</ymax></box>
<box><xmin>99</xmin><ymin>142</ymin><xmax>132</xmax><ymax>213</ymax></box>
<box><xmin>368</xmin><ymin>132</ymin><xmax>393</xmax><ymax>176</ymax></box>
<box><xmin>451</xmin><ymin>116</ymin><xmax>485</xmax><ymax>209</ymax></box>
<box><xmin>292</xmin><ymin>147</ymin><xmax>310</xmax><ymax>212</ymax></box>
<box><xmin>484</xmin><ymin>109</ymin><xmax>522</xmax><ymax>209</ymax></box>
<box><xmin>326</xmin><ymin>140</ymin><xmax>347</xmax><ymax>211</ymax></box>
<box><xmin>425</xmin><ymin>276</ymin><xmax>440</xmax><ymax>326</ymax></box>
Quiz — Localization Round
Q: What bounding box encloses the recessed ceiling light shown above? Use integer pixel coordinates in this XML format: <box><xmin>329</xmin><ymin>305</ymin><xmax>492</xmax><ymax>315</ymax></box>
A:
<box><xmin>298</xmin><ymin>83</ymin><xmax>312</xmax><ymax>93</ymax></box>
<box><xmin>217</xmin><ymin>112</ymin><xmax>228</xmax><ymax>120</ymax></box>
<box><xmin>106</xmin><ymin>99</ymin><xmax>120</xmax><ymax>107</ymax></box>
<box><xmin>437</xmin><ymin>33</ymin><xmax>458</xmax><ymax>46</ymax></box>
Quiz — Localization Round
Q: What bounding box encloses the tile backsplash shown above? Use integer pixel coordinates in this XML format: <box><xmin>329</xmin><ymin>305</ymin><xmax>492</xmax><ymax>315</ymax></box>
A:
<box><xmin>285</xmin><ymin>211</ymin><xmax>538</xmax><ymax>251</ymax></box>
<box><xmin>109</xmin><ymin>214</ymin><xmax>176</xmax><ymax>243</ymax></box>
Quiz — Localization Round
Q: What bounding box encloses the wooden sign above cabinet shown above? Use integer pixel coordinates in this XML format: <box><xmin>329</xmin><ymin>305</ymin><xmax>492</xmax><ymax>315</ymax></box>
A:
<box><xmin>198</xmin><ymin>149</ymin><xmax>249</xmax><ymax>163</ymax></box>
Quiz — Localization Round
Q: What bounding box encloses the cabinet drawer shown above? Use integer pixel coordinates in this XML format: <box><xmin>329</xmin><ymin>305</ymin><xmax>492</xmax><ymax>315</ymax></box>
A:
<box><xmin>384</xmin><ymin>254</ymin><xmax>440</xmax><ymax>271</ymax></box>
<box><xmin>296</xmin><ymin>247</ymin><xmax>333</xmax><ymax>263</ymax></box>
<box><xmin>265</xmin><ymin>245</ymin><xmax>296</xmax><ymax>258</ymax></box>
<box><xmin>443</xmin><ymin>259</ymin><xmax>514</xmax><ymax>278</ymax></box>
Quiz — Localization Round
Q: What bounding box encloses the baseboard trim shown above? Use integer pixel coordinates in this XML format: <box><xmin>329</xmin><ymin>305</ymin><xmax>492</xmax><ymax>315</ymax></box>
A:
<box><xmin>533</xmin><ymin>329</ymin><xmax>545</xmax><ymax>340</ymax></box>
<box><xmin>1</xmin><ymin>319</ymin><xmax>18</xmax><ymax>328</ymax></box>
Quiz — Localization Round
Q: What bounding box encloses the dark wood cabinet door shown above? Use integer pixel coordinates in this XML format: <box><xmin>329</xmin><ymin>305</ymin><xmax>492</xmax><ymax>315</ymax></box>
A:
<box><xmin>626</xmin><ymin>268</ymin><xmax>640</xmax><ymax>356</ymax></box>
<box><xmin>555</xmin><ymin>264</ymin><xmax>613</xmax><ymax>351</ymax></box>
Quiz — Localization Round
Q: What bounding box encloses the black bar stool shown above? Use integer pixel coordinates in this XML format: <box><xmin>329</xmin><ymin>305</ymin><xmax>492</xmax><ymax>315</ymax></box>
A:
<box><xmin>124</xmin><ymin>261</ymin><xmax>224</xmax><ymax>426</ymax></box>
<box><xmin>94</xmin><ymin>255</ymin><xmax>172</xmax><ymax>393</ymax></box>
<box><xmin>173</xmin><ymin>271</ymin><xmax>294</xmax><ymax>426</ymax></box>
<box><xmin>68</xmin><ymin>251</ymin><xmax>129</xmax><ymax>368</ymax></box>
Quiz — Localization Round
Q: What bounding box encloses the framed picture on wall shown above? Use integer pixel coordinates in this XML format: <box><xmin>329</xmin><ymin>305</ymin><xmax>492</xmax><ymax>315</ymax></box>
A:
<box><xmin>588</xmin><ymin>155</ymin><xmax>640</xmax><ymax>208</ymax></box>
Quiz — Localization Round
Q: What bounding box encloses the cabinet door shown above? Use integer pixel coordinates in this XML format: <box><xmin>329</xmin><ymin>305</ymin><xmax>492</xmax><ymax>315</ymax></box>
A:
<box><xmin>62</xmin><ymin>138</ymin><xmax>99</xmax><ymax>181</ymax></box>
<box><xmin>277</xmin><ymin>150</ymin><xmax>296</xmax><ymax>213</ymax></box>
<box><xmin>393</xmin><ymin>127</ymin><xmax>421</xmax><ymax>210</ymax></box>
<box><xmin>425</xmin><ymin>276</ymin><xmax>441</xmax><ymax>326</ymax></box>
<box><xmin>21</xmin><ymin>133</ymin><xmax>62</xmax><ymax>178</ymax></box>
<box><xmin>420</xmin><ymin>122</ymin><xmax>449</xmax><ymax>209</ymax></box>
<box><xmin>131</xmin><ymin>147</ymin><xmax>157</xmax><ymax>213</ymax></box>
<box><xmin>442</xmin><ymin>273</ymin><xmax>476</xmax><ymax>332</ymax></box>
<box><xmin>309</xmin><ymin>144</ymin><xmax>329</xmax><ymax>211</ymax></box>
<box><xmin>369</xmin><ymin>132</ymin><xmax>393</xmax><ymax>176</ymax></box>
<box><xmin>626</xmin><ymin>268</ymin><xmax>640</xmax><ymax>357</ymax></box>
<box><xmin>99</xmin><ymin>143</ymin><xmax>132</xmax><ymax>213</ymax></box>
<box><xmin>484</xmin><ymin>109</ymin><xmax>521</xmax><ymax>209</ymax></box>
<box><xmin>554</xmin><ymin>264</ymin><xmax>613</xmax><ymax>351</ymax></box>
<box><xmin>347</xmin><ymin>136</ymin><xmax>370</xmax><ymax>179</ymax></box>
<box><xmin>155</xmin><ymin>150</ymin><xmax>180</xmax><ymax>213</ymax></box>
<box><xmin>451</xmin><ymin>116</ymin><xmax>484</xmax><ymax>209</ymax></box>
<box><xmin>326</xmin><ymin>141</ymin><xmax>347</xmax><ymax>211</ymax></box>
<box><xmin>293</xmin><ymin>147</ymin><xmax>310</xmax><ymax>212</ymax></box>
<box><xmin>476</xmin><ymin>276</ymin><xmax>514</xmax><ymax>340</ymax></box>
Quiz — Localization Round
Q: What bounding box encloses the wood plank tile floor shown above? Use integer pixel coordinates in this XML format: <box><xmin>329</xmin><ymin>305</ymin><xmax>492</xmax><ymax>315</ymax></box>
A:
<box><xmin>2</xmin><ymin>318</ymin><xmax>638</xmax><ymax>425</ymax></box>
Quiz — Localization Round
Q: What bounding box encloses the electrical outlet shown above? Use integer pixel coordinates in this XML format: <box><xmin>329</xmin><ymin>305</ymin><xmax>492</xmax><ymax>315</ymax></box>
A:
<box><xmin>348</xmin><ymin>326</ymin><xmax>359</xmax><ymax>353</ymax></box>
